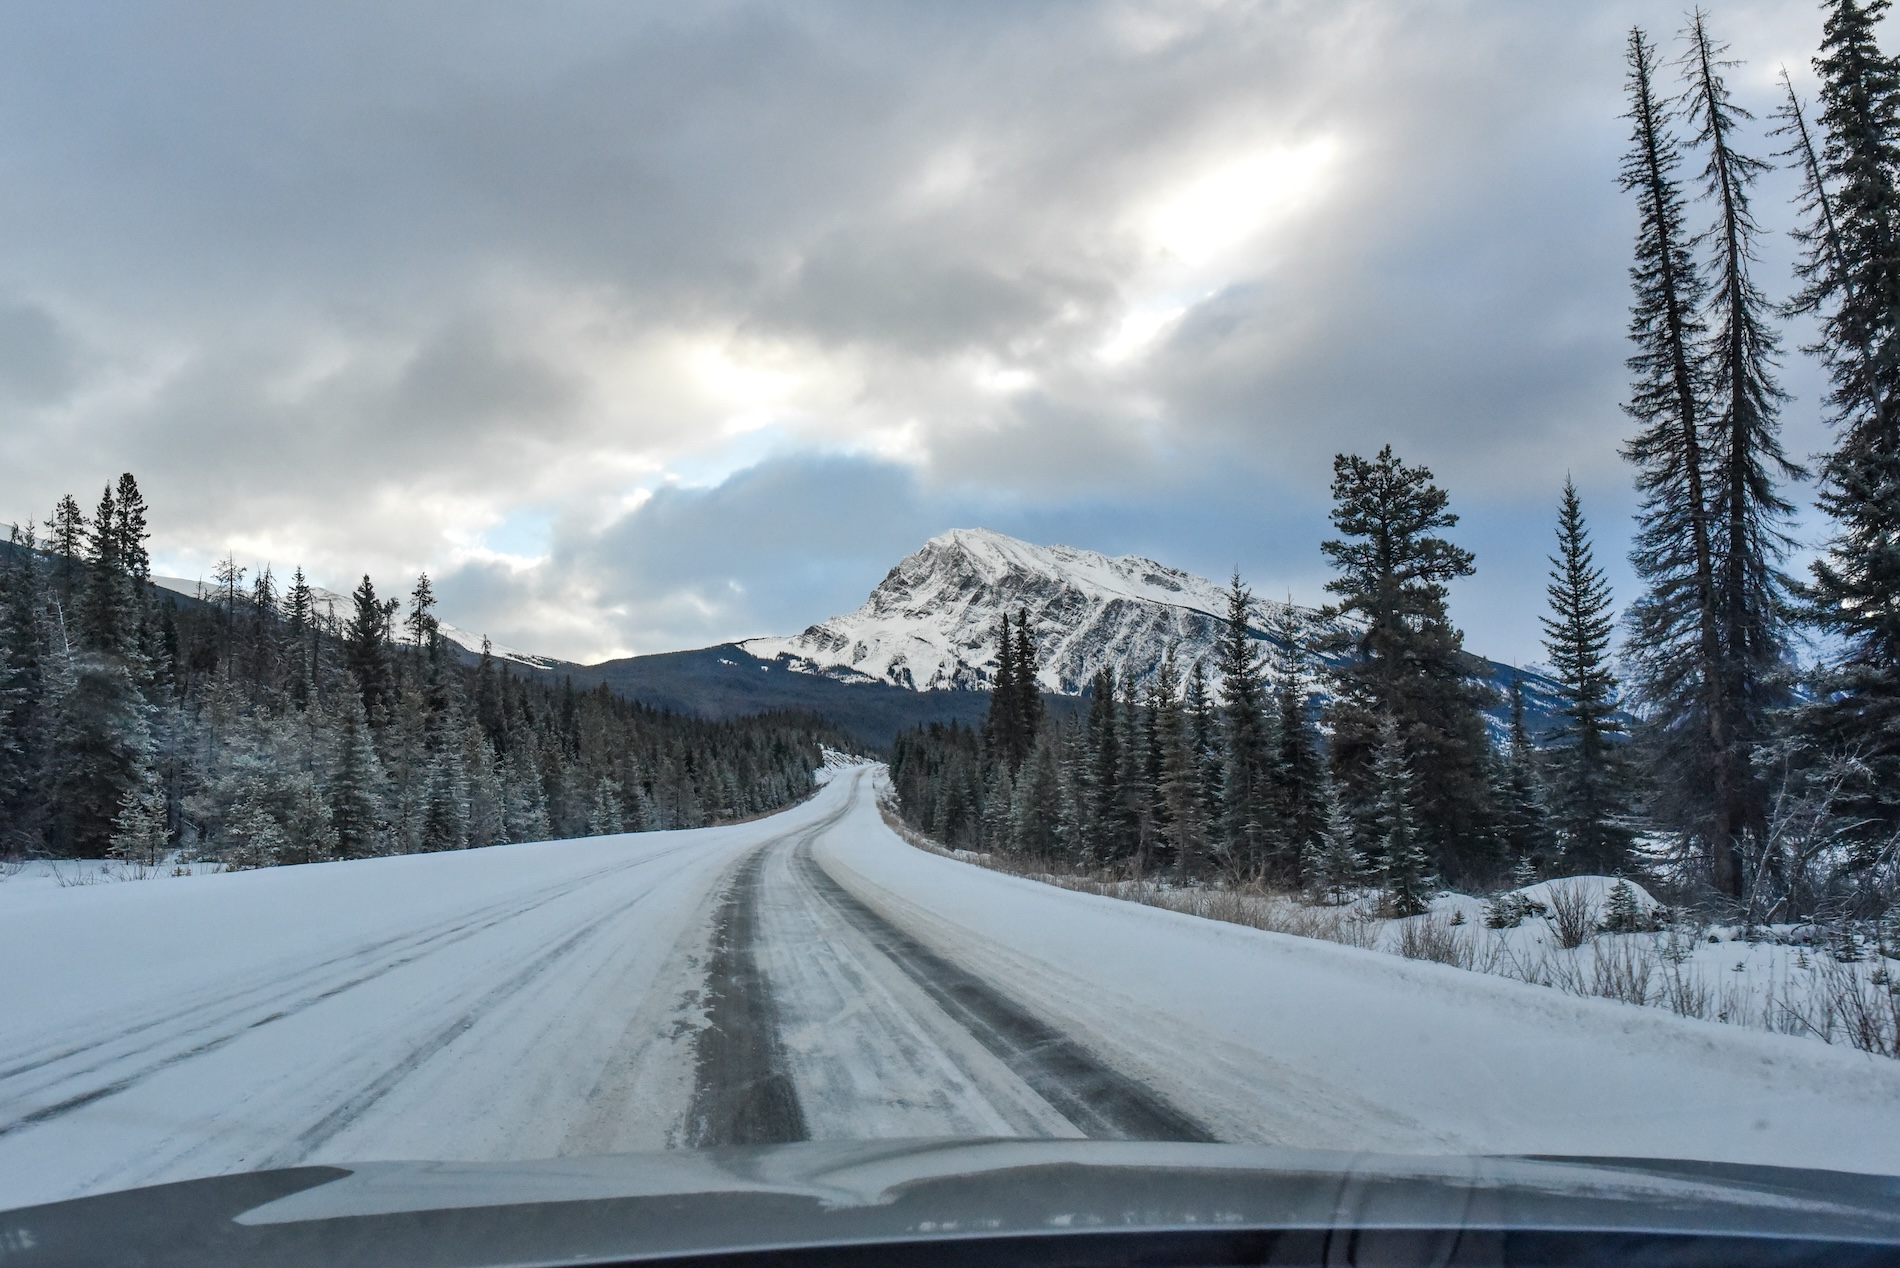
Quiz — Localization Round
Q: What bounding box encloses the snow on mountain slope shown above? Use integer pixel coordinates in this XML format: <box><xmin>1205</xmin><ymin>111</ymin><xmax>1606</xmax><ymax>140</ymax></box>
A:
<box><xmin>741</xmin><ymin>529</ymin><xmax>1304</xmax><ymax>694</ymax></box>
<box><xmin>152</xmin><ymin>575</ymin><xmax>565</xmax><ymax>671</ymax></box>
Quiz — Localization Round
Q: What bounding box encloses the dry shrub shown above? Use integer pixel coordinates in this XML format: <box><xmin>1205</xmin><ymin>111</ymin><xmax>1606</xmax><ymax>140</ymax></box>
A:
<box><xmin>1590</xmin><ymin>938</ymin><xmax>1655</xmax><ymax>1005</ymax></box>
<box><xmin>1659</xmin><ymin>961</ymin><xmax>1712</xmax><ymax>1020</ymax></box>
<box><xmin>1546</xmin><ymin>881</ymin><xmax>1597</xmax><ymax>950</ymax></box>
<box><xmin>1399</xmin><ymin>913</ymin><xmax>1462</xmax><ymax>965</ymax></box>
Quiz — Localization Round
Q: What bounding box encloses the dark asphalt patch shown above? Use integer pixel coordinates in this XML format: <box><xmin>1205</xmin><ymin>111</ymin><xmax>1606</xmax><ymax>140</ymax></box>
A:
<box><xmin>685</xmin><ymin>848</ymin><xmax>808</xmax><ymax>1147</ymax></box>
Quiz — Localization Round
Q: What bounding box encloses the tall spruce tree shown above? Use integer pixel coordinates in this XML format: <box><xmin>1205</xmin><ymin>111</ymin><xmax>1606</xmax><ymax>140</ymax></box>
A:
<box><xmin>1783</xmin><ymin>0</ymin><xmax>1900</xmax><ymax>850</ymax></box>
<box><xmin>1619</xmin><ymin>26</ymin><xmax>1742</xmax><ymax>891</ymax></box>
<box><xmin>1319</xmin><ymin>446</ymin><xmax>1493</xmax><ymax>881</ymax></box>
<box><xmin>1541</xmin><ymin>479</ymin><xmax>1632</xmax><ymax>871</ymax></box>
<box><xmin>1012</xmin><ymin>611</ymin><xmax>1044</xmax><ymax>751</ymax></box>
<box><xmin>346</xmin><ymin>575</ymin><xmax>392</xmax><ymax>720</ymax></box>
<box><xmin>1686</xmin><ymin>15</ymin><xmax>1804</xmax><ymax>861</ymax></box>
<box><xmin>1216</xmin><ymin>575</ymin><xmax>1274</xmax><ymax>880</ymax></box>
<box><xmin>1266</xmin><ymin>604</ymin><xmax>1327</xmax><ymax>875</ymax></box>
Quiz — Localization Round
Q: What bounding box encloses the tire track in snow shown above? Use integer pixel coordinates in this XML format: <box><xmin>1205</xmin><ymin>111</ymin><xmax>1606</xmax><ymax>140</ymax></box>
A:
<box><xmin>691</xmin><ymin>772</ymin><xmax>1212</xmax><ymax>1145</ymax></box>
<box><xmin>794</xmin><ymin>840</ymin><xmax>1214</xmax><ymax>1142</ymax></box>
<box><xmin>0</xmin><ymin>843</ymin><xmax>698</xmax><ymax>1141</ymax></box>
<box><xmin>683</xmin><ymin>799</ymin><xmax>857</xmax><ymax>1146</ymax></box>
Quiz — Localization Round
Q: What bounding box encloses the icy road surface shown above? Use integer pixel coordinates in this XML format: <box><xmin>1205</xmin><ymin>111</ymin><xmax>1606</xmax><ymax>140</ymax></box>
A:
<box><xmin>5</xmin><ymin>766</ymin><xmax>1900</xmax><ymax>1209</ymax></box>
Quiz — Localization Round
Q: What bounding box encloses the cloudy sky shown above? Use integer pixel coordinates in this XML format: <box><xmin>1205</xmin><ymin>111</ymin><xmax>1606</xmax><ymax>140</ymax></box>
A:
<box><xmin>0</xmin><ymin>1</ymin><xmax>1847</xmax><ymax>666</ymax></box>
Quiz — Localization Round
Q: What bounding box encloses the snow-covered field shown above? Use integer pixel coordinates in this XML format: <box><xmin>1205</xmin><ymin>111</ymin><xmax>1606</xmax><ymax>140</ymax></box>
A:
<box><xmin>5</xmin><ymin>765</ymin><xmax>1900</xmax><ymax>1213</ymax></box>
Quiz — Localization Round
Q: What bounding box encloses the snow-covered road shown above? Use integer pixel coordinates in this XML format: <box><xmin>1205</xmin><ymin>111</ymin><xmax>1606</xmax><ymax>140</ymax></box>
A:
<box><xmin>5</xmin><ymin>765</ymin><xmax>1900</xmax><ymax>1211</ymax></box>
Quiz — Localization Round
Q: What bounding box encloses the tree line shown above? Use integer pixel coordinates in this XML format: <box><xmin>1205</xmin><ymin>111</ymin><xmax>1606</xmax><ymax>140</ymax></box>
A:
<box><xmin>893</xmin><ymin>3</ymin><xmax>1900</xmax><ymax>924</ymax></box>
<box><xmin>0</xmin><ymin>480</ymin><xmax>839</xmax><ymax>865</ymax></box>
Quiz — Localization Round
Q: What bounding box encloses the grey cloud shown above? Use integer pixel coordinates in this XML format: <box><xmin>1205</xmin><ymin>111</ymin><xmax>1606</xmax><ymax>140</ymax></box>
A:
<box><xmin>0</xmin><ymin>302</ymin><xmax>80</xmax><ymax>404</ymax></box>
<box><xmin>0</xmin><ymin>0</ymin><xmax>1843</xmax><ymax>668</ymax></box>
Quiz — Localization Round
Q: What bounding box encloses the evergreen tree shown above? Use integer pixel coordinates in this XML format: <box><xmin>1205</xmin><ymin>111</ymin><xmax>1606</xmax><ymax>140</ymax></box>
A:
<box><xmin>1369</xmin><ymin>715</ymin><xmax>1432</xmax><ymax>916</ymax></box>
<box><xmin>113</xmin><ymin>473</ymin><xmax>150</xmax><ymax>583</ymax></box>
<box><xmin>1153</xmin><ymin>647</ymin><xmax>1203</xmax><ymax>874</ymax></box>
<box><xmin>1685</xmin><ymin>15</ymin><xmax>1804</xmax><ymax>870</ymax></box>
<box><xmin>346</xmin><ymin>575</ymin><xmax>392</xmax><ymax>719</ymax></box>
<box><xmin>1084</xmin><ymin>668</ymin><xmax>1134</xmax><ymax>862</ymax></box>
<box><xmin>1011</xmin><ymin>728</ymin><xmax>1063</xmax><ymax>858</ymax></box>
<box><xmin>1493</xmin><ymin>673</ymin><xmax>1552</xmax><ymax>873</ymax></box>
<box><xmin>49</xmin><ymin>653</ymin><xmax>151</xmax><ymax>855</ymax></box>
<box><xmin>1541</xmin><ymin>479</ymin><xmax>1633</xmax><ymax>871</ymax></box>
<box><xmin>47</xmin><ymin>493</ymin><xmax>84</xmax><ymax>593</ymax></box>
<box><xmin>329</xmin><ymin>692</ymin><xmax>384</xmax><ymax>857</ymax></box>
<box><xmin>1319</xmin><ymin>446</ymin><xmax>1493</xmax><ymax>881</ymax></box>
<box><xmin>1782</xmin><ymin>0</ymin><xmax>1900</xmax><ymax>851</ymax></box>
<box><xmin>1216</xmin><ymin>575</ymin><xmax>1274</xmax><ymax>879</ymax></box>
<box><xmin>981</xmin><ymin>611</ymin><xmax>1031</xmax><ymax>774</ymax></box>
<box><xmin>1184</xmin><ymin>660</ymin><xmax>1224</xmax><ymax>862</ymax></box>
<box><xmin>0</xmin><ymin>526</ymin><xmax>50</xmax><ymax>853</ymax></box>
<box><xmin>1618</xmin><ymin>25</ymin><xmax>1740</xmax><ymax>892</ymax></box>
<box><xmin>1012</xmin><ymin>612</ymin><xmax>1044</xmax><ymax>747</ymax></box>
<box><xmin>1307</xmin><ymin>778</ymin><xmax>1365</xmax><ymax>905</ymax></box>
<box><xmin>108</xmin><ymin>773</ymin><xmax>169</xmax><ymax>866</ymax></box>
<box><xmin>79</xmin><ymin>484</ymin><xmax>130</xmax><ymax>655</ymax></box>
<box><xmin>1266</xmin><ymin>604</ymin><xmax>1326</xmax><ymax>876</ymax></box>
<box><xmin>406</xmin><ymin>572</ymin><xmax>439</xmax><ymax>648</ymax></box>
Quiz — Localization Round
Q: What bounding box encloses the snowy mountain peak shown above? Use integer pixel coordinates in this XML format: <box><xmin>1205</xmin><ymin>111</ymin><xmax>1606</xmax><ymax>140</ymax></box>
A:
<box><xmin>741</xmin><ymin>528</ymin><xmax>1309</xmax><ymax>694</ymax></box>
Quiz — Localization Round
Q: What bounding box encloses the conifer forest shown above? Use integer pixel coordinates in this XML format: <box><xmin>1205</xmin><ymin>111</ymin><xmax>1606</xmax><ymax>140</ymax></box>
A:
<box><xmin>891</xmin><ymin>3</ymin><xmax>1900</xmax><ymax>926</ymax></box>
<box><xmin>0</xmin><ymin>479</ymin><xmax>837</xmax><ymax>865</ymax></box>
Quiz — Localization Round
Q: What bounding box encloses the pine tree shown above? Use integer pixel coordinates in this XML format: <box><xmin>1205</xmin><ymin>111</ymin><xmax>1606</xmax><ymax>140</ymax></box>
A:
<box><xmin>113</xmin><ymin>473</ymin><xmax>150</xmax><ymax>583</ymax></box>
<box><xmin>1782</xmin><ymin>0</ymin><xmax>1900</xmax><ymax>850</ymax></box>
<box><xmin>1153</xmin><ymin>647</ymin><xmax>1203</xmax><ymax>874</ymax></box>
<box><xmin>0</xmin><ymin>526</ymin><xmax>50</xmax><ymax>853</ymax></box>
<box><xmin>1266</xmin><ymin>604</ymin><xmax>1327</xmax><ymax>878</ymax></box>
<box><xmin>49</xmin><ymin>653</ymin><xmax>152</xmax><ymax>855</ymax></box>
<box><xmin>1619</xmin><ymin>26</ymin><xmax>1738</xmax><ymax>891</ymax></box>
<box><xmin>1216</xmin><ymin>575</ymin><xmax>1273</xmax><ymax>879</ymax></box>
<box><xmin>1083</xmin><ymin>668</ymin><xmax>1129</xmax><ymax>862</ymax></box>
<box><xmin>1318</xmin><ymin>446</ymin><xmax>1493</xmax><ymax>881</ymax></box>
<box><xmin>1012</xmin><ymin>611</ymin><xmax>1044</xmax><ymax>747</ymax></box>
<box><xmin>1541</xmin><ymin>479</ymin><xmax>1633</xmax><ymax>871</ymax></box>
<box><xmin>79</xmin><ymin>484</ymin><xmax>130</xmax><ymax>656</ymax></box>
<box><xmin>108</xmin><ymin>774</ymin><xmax>169</xmax><ymax>866</ymax></box>
<box><xmin>328</xmin><ymin>691</ymin><xmax>383</xmax><ymax>857</ymax></box>
<box><xmin>1011</xmin><ymin>728</ymin><xmax>1063</xmax><ymax>857</ymax></box>
<box><xmin>1493</xmin><ymin>673</ymin><xmax>1551</xmax><ymax>873</ymax></box>
<box><xmin>1685</xmin><ymin>15</ymin><xmax>1804</xmax><ymax>875</ymax></box>
<box><xmin>1307</xmin><ymin>778</ymin><xmax>1365</xmax><ymax>905</ymax></box>
<box><xmin>1184</xmin><ymin>660</ymin><xmax>1223</xmax><ymax>864</ymax></box>
<box><xmin>346</xmin><ymin>575</ymin><xmax>391</xmax><ymax>720</ymax></box>
<box><xmin>48</xmin><ymin>494</ymin><xmax>83</xmax><ymax>594</ymax></box>
<box><xmin>406</xmin><ymin>572</ymin><xmax>439</xmax><ymax>648</ymax></box>
<box><xmin>981</xmin><ymin>612</ymin><xmax>1030</xmax><ymax>774</ymax></box>
<box><xmin>1369</xmin><ymin>714</ymin><xmax>1432</xmax><ymax>916</ymax></box>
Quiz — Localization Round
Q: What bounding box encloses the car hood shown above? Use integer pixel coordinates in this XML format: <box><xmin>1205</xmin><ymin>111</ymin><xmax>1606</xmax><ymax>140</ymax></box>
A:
<box><xmin>4</xmin><ymin>1139</ymin><xmax>1900</xmax><ymax>1266</ymax></box>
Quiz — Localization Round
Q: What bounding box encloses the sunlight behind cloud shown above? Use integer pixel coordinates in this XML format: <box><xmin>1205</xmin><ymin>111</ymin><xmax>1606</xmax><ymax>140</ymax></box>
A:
<box><xmin>1142</xmin><ymin>138</ymin><xmax>1340</xmax><ymax>267</ymax></box>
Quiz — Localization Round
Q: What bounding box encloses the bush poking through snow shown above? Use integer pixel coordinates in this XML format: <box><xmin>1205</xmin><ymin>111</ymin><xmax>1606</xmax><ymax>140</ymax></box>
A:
<box><xmin>1547</xmin><ymin>880</ymin><xmax>1597</xmax><ymax>948</ymax></box>
<box><xmin>1399</xmin><ymin>914</ymin><xmax>1462</xmax><ymax>965</ymax></box>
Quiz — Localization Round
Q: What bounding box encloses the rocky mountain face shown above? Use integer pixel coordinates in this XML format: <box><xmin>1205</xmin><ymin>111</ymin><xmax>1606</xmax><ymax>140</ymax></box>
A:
<box><xmin>742</xmin><ymin>528</ymin><xmax>1328</xmax><ymax>693</ymax></box>
<box><xmin>739</xmin><ymin>528</ymin><xmax>1562</xmax><ymax>737</ymax></box>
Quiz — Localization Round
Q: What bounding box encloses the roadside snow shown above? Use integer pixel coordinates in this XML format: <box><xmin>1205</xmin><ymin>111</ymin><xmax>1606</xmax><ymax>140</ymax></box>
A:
<box><xmin>821</xmin><ymin>770</ymin><xmax>1900</xmax><ymax>1174</ymax></box>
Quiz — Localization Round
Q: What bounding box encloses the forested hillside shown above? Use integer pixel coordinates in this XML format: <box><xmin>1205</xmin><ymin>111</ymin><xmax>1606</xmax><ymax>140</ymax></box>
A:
<box><xmin>891</xmin><ymin>1</ymin><xmax>1900</xmax><ymax>932</ymax></box>
<box><xmin>0</xmin><ymin>481</ymin><xmax>840</xmax><ymax>863</ymax></box>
